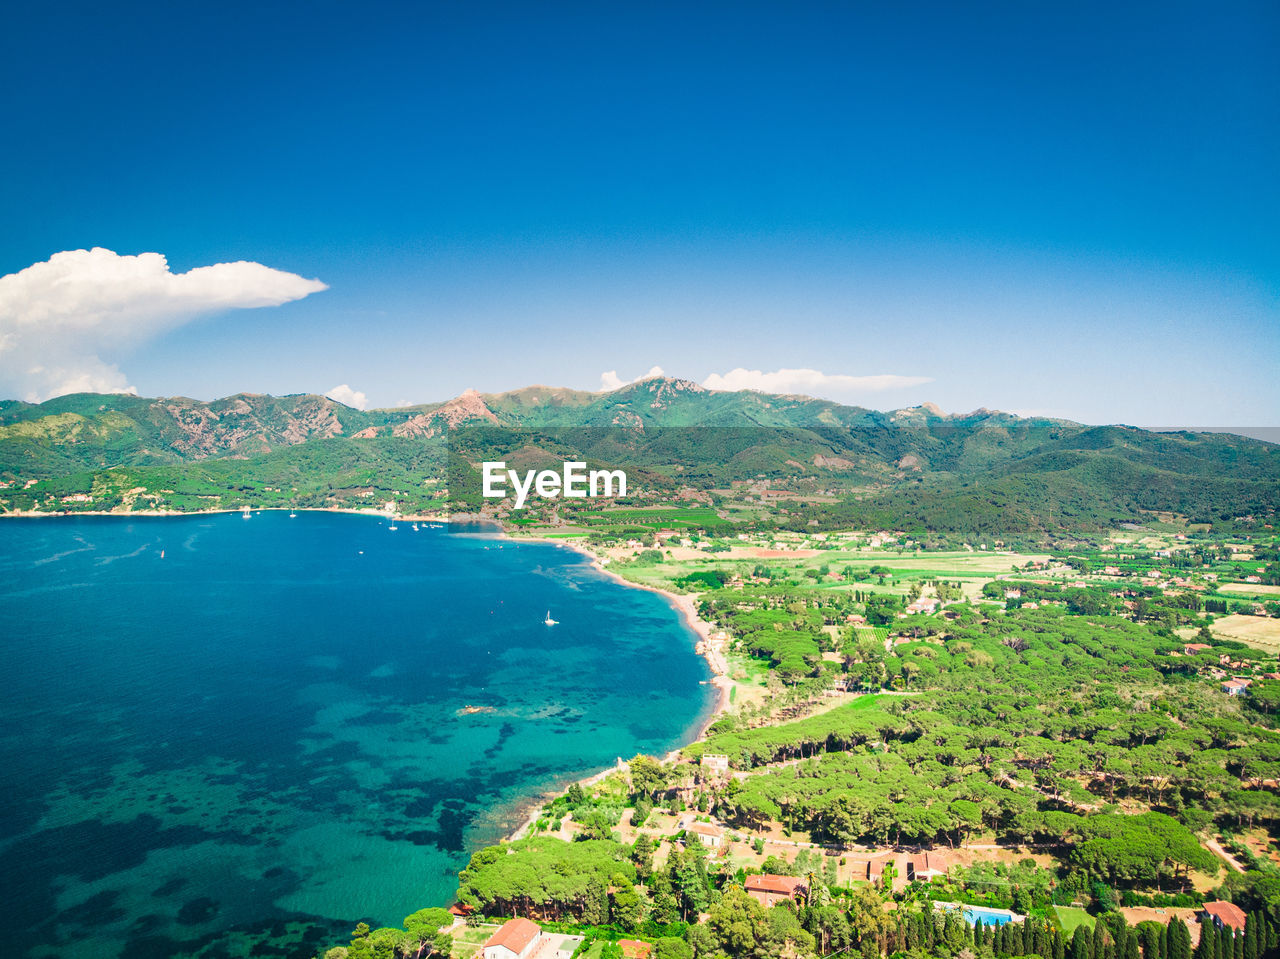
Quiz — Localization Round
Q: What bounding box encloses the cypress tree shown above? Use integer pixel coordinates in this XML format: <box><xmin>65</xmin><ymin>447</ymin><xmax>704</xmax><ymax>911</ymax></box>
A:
<box><xmin>1142</xmin><ymin>921</ymin><xmax>1163</xmax><ymax>959</ymax></box>
<box><xmin>1246</xmin><ymin>915</ymin><xmax>1261</xmax><ymax>959</ymax></box>
<box><xmin>1127</xmin><ymin>930</ymin><xmax>1141</xmax><ymax>959</ymax></box>
<box><xmin>1037</xmin><ymin>923</ymin><xmax>1051</xmax><ymax>957</ymax></box>
<box><xmin>1074</xmin><ymin>925</ymin><xmax>1094</xmax><ymax>959</ymax></box>
<box><xmin>1198</xmin><ymin>923</ymin><xmax>1215</xmax><ymax>959</ymax></box>
<box><xmin>1172</xmin><ymin>919</ymin><xmax>1193</xmax><ymax>959</ymax></box>
<box><xmin>1055</xmin><ymin>930</ymin><xmax>1067</xmax><ymax>959</ymax></box>
<box><xmin>995</xmin><ymin>924</ymin><xmax>1006</xmax><ymax>956</ymax></box>
<box><xmin>976</xmin><ymin>922</ymin><xmax>984</xmax><ymax>950</ymax></box>
<box><xmin>1221</xmin><ymin>926</ymin><xmax>1233</xmax><ymax>959</ymax></box>
<box><xmin>1096</xmin><ymin>921</ymin><xmax>1109</xmax><ymax>959</ymax></box>
<box><xmin>1237</xmin><ymin>929</ymin><xmax>1246</xmax><ymax>959</ymax></box>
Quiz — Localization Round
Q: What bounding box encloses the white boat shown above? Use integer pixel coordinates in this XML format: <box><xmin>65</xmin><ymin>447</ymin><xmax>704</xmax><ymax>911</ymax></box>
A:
<box><xmin>411</xmin><ymin>523</ymin><xmax>419</xmax><ymax>531</ymax></box>
<box><xmin>544</xmin><ymin>610</ymin><xmax>558</xmax><ymax>626</ymax></box>
<box><xmin>388</xmin><ymin>521</ymin><xmax>399</xmax><ymax>531</ymax></box>
<box><xmin>241</xmin><ymin>507</ymin><xmax>251</xmax><ymax>518</ymax></box>
<box><xmin>289</xmin><ymin>511</ymin><xmax>297</xmax><ymax>518</ymax></box>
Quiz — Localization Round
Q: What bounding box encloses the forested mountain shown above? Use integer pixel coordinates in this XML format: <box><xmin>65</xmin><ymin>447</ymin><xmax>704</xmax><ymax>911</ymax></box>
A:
<box><xmin>1</xmin><ymin>378</ymin><xmax>1276</xmax><ymax>540</ymax></box>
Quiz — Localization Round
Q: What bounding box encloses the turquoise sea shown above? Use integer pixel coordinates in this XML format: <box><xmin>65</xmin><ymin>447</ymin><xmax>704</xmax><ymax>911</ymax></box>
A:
<box><xmin>0</xmin><ymin>512</ymin><xmax>713</xmax><ymax>959</ymax></box>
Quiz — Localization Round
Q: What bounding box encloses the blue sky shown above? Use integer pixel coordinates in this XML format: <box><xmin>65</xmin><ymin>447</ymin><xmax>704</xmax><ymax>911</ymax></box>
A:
<box><xmin>0</xmin><ymin>1</ymin><xmax>1276</xmax><ymax>425</ymax></box>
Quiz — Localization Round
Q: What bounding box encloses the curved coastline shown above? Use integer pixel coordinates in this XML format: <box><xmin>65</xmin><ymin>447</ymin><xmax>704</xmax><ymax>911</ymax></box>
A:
<box><xmin>493</xmin><ymin>529</ymin><xmax>730</xmax><ymax>844</ymax></box>
<box><xmin>3</xmin><ymin>508</ymin><xmax>727</xmax><ymax>860</ymax></box>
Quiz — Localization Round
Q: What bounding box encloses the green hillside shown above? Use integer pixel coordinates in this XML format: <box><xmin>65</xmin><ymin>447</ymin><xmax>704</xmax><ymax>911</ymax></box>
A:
<box><xmin>1</xmin><ymin>378</ymin><xmax>1275</xmax><ymax>544</ymax></box>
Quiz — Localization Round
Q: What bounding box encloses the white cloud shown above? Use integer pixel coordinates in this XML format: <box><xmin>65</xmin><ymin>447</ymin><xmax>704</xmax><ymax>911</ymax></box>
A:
<box><xmin>325</xmin><ymin>384</ymin><xmax>369</xmax><ymax>410</ymax></box>
<box><xmin>703</xmin><ymin>367</ymin><xmax>933</xmax><ymax>396</ymax></box>
<box><xmin>0</xmin><ymin>247</ymin><xmax>327</xmax><ymax>401</ymax></box>
<box><xmin>599</xmin><ymin>365</ymin><xmax>666</xmax><ymax>391</ymax></box>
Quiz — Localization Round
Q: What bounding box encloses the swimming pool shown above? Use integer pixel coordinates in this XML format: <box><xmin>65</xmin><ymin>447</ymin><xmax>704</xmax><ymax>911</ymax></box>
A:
<box><xmin>936</xmin><ymin>902</ymin><xmax>1019</xmax><ymax>926</ymax></box>
<box><xmin>962</xmin><ymin>906</ymin><xmax>1018</xmax><ymax>926</ymax></box>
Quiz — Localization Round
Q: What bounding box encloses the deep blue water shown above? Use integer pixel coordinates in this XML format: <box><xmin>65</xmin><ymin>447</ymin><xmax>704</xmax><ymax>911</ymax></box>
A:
<box><xmin>0</xmin><ymin>512</ymin><xmax>712</xmax><ymax>959</ymax></box>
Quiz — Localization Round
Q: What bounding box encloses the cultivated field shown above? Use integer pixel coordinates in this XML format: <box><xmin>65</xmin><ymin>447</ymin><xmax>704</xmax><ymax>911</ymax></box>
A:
<box><xmin>1211</xmin><ymin>614</ymin><xmax>1280</xmax><ymax>652</ymax></box>
<box><xmin>1220</xmin><ymin>582</ymin><xmax>1280</xmax><ymax>597</ymax></box>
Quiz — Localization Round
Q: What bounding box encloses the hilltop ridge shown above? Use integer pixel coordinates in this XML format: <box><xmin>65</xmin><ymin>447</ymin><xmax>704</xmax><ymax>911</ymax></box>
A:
<box><xmin>1</xmin><ymin>378</ymin><xmax>1276</xmax><ymax>542</ymax></box>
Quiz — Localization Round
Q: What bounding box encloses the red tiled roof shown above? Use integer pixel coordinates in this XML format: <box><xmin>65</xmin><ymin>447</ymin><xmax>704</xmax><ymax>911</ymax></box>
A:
<box><xmin>910</xmin><ymin>851</ymin><xmax>947</xmax><ymax>873</ymax></box>
<box><xmin>484</xmin><ymin>918</ymin><xmax>542</xmax><ymax>955</ymax></box>
<box><xmin>618</xmin><ymin>940</ymin><xmax>652</xmax><ymax>959</ymax></box>
<box><xmin>744</xmin><ymin>874</ymin><xmax>807</xmax><ymax>895</ymax></box>
<box><xmin>689</xmin><ymin>821</ymin><xmax>723</xmax><ymax>837</ymax></box>
<box><xmin>1204</xmin><ymin>901</ymin><xmax>1247</xmax><ymax>930</ymax></box>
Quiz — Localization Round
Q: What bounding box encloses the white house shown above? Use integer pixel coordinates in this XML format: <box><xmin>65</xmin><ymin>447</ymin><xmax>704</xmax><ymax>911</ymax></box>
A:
<box><xmin>483</xmin><ymin>918</ymin><xmax>543</xmax><ymax>959</ymax></box>
<box><xmin>700</xmin><ymin>754</ymin><xmax>730</xmax><ymax>775</ymax></box>
<box><xmin>687</xmin><ymin>821</ymin><xmax>724</xmax><ymax>849</ymax></box>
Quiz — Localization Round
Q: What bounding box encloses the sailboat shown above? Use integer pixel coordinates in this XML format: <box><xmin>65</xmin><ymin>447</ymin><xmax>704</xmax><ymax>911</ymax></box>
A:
<box><xmin>289</xmin><ymin>510</ymin><xmax>297</xmax><ymax>518</ymax></box>
<box><xmin>544</xmin><ymin>610</ymin><xmax>558</xmax><ymax>626</ymax></box>
<box><xmin>388</xmin><ymin>519</ymin><xmax>399</xmax><ymax>531</ymax></box>
<box><xmin>241</xmin><ymin>506</ymin><xmax>252</xmax><ymax>518</ymax></box>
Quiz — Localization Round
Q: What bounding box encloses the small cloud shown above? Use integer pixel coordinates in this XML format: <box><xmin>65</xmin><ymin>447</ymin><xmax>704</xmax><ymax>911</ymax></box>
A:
<box><xmin>703</xmin><ymin>367</ymin><xmax>933</xmax><ymax>395</ymax></box>
<box><xmin>599</xmin><ymin>365</ymin><xmax>666</xmax><ymax>391</ymax></box>
<box><xmin>0</xmin><ymin>247</ymin><xmax>327</xmax><ymax>401</ymax></box>
<box><xmin>325</xmin><ymin>384</ymin><xmax>369</xmax><ymax>410</ymax></box>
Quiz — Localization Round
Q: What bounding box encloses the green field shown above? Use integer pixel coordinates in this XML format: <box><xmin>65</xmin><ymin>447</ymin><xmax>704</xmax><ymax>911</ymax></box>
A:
<box><xmin>452</xmin><ymin>922</ymin><xmax>503</xmax><ymax>959</ymax></box>
<box><xmin>1052</xmin><ymin>906</ymin><xmax>1095</xmax><ymax>933</ymax></box>
<box><xmin>850</xmin><ymin>625</ymin><xmax>890</xmax><ymax>645</ymax></box>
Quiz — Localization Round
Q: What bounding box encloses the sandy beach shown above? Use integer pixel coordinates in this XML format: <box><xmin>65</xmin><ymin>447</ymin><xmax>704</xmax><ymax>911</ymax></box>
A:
<box><xmin>496</xmin><ymin>530</ymin><xmax>733</xmax><ymax>842</ymax></box>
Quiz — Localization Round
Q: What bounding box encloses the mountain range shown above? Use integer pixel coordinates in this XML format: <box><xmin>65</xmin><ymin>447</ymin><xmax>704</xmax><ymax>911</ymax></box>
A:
<box><xmin>1</xmin><ymin>378</ymin><xmax>1276</xmax><ymax>544</ymax></box>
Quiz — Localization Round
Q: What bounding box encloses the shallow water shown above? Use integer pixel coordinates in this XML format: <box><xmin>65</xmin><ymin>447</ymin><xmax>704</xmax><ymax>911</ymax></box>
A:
<box><xmin>0</xmin><ymin>512</ymin><xmax>712</xmax><ymax>958</ymax></box>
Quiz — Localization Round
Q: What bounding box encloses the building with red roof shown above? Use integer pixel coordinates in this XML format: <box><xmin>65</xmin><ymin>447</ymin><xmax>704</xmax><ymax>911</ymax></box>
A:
<box><xmin>744</xmin><ymin>874</ymin><xmax>809</xmax><ymax>907</ymax></box>
<box><xmin>1202</xmin><ymin>901</ymin><xmax>1247</xmax><ymax>932</ymax></box>
<box><xmin>483</xmin><ymin>918</ymin><xmax>543</xmax><ymax>959</ymax></box>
